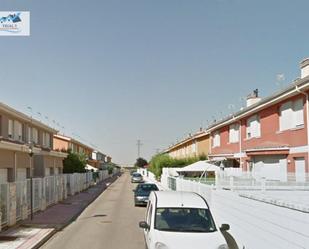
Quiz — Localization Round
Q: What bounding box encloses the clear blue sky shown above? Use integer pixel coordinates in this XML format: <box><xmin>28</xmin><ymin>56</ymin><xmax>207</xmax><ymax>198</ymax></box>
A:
<box><xmin>1</xmin><ymin>0</ymin><xmax>309</xmax><ymax>165</ymax></box>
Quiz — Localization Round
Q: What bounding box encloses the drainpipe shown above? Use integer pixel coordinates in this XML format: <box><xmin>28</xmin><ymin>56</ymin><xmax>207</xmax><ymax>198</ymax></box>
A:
<box><xmin>238</xmin><ymin>119</ymin><xmax>243</xmax><ymax>171</ymax></box>
<box><xmin>295</xmin><ymin>85</ymin><xmax>309</xmax><ymax>166</ymax></box>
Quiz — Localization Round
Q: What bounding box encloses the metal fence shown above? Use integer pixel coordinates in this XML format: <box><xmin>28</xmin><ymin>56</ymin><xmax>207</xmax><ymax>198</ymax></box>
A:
<box><xmin>0</xmin><ymin>170</ymin><xmax>111</xmax><ymax>227</ymax></box>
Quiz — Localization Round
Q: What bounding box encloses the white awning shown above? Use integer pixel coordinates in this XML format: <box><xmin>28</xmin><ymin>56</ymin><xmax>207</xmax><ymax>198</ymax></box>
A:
<box><xmin>208</xmin><ymin>157</ymin><xmax>227</xmax><ymax>161</ymax></box>
<box><xmin>85</xmin><ymin>164</ymin><xmax>99</xmax><ymax>172</ymax></box>
<box><xmin>176</xmin><ymin>161</ymin><xmax>220</xmax><ymax>173</ymax></box>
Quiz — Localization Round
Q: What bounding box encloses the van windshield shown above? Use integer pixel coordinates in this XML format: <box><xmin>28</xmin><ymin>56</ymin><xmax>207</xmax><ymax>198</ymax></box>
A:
<box><xmin>155</xmin><ymin>208</ymin><xmax>216</xmax><ymax>233</ymax></box>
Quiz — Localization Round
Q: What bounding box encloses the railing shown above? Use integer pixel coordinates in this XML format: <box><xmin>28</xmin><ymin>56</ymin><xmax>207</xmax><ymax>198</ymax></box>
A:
<box><xmin>216</xmin><ymin>172</ymin><xmax>309</xmax><ymax>191</ymax></box>
<box><xmin>0</xmin><ymin>169</ymin><xmax>112</xmax><ymax>228</ymax></box>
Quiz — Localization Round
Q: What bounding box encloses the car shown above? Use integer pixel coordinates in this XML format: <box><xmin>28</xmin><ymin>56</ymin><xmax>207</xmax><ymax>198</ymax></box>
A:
<box><xmin>131</xmin><ymin>172</ymin><xmax>144</xmax><ymax>183</ymax></box>
<box><xmin>139</xmin><ymin>191</ymin><xmax>230</xmax><ymax>249</ymax></box>
<box><xmin>134</xmin><ymin>183</ymin><xmax>159</xmax><ymax>206</ymax></box>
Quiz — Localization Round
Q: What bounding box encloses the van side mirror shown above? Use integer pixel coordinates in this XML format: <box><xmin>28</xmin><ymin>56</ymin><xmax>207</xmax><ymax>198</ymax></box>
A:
<box><xmin>139</xmin><ymin>221</ymin><xmax>150</xmax><ymax>230</ymax></box>
<box><xmin>220</xmin><ymin>224</ymin><xmax>230</xmax><ymax>231</ymax></box>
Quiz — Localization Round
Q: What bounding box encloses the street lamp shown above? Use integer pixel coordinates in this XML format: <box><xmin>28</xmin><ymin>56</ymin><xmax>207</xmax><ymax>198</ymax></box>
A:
<box><xmin>28</xmin><ymin>143</ymin><xmax>34</xmax><ymax>220</ymax></box>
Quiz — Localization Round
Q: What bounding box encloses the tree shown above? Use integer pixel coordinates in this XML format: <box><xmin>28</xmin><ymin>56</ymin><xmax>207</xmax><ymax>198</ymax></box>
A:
<box><xmin>63</xmin><ymin>151</ymin><xmax>87</xmax><ymax>173</ymax></box>
<box><xmin>134</xmin><ymin>157</ymin><xmax>148</xmax><ymax>168</ymax></box>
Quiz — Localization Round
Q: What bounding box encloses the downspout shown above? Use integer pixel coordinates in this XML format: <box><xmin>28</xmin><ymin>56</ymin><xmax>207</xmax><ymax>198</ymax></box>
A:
<box><xmin>238</xmin><ymin>119</ymin><xmax>243</xmax><ymax>171</ymax></box>
<box><xmin>296</xmin><ymin>85</ymin><xmax>309</xmax><ymax>166</ymax></box>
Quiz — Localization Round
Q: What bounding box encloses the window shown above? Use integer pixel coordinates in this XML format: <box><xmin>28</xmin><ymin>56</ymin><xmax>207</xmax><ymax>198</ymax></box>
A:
<box><xmin>13</xmin><ymin>120</ymin><xmax>22</xmax><ymax>141</ymax></box>
<box><xmin>192</xmin><ymin>142</ymin><xmax>196</xmax><ymax>153</ymax></box>
<box><xmin>27</xmin><ymin>126</ymin><xmax>31</xmax><ymax>143</ymax></box>
<box><xmin>213</xmin><ymin>131</ymin><xmax>220</xmax><ymax>147</ymax></box>
<box><xmin>155</xmin><ymin>208</ymin><xmax>216</xmax><ymax>233</ymax></box>
<box><xmin>146</xmin><ymin>204</ymin><xmax>153</xmax><ymax>228</ymax></box>
<box><xmin>229</xmin><ymin>123</ymin><xmax>240</xmax><ymax>143</ymax></box>
<box><xmin>246</xmin><ymin>114</ymin><xmax>260</xmax><ymax>138</ymax></box>
<box><xmin>279</xmin><ymin>98</ymin><xmax>304</xmax><ymax>131</ymax></box>
<box><xmin>42</xmin><ymin>132</ymin><xmax>51</xmax><ymax>148</ymax></box>
<box><xmin>32</xmin><ymin>128</ymin><xmax>38</xmax><ymax>144</ymax></box>
<box><xmin>8</xmin><ymin>119</ymin><xmax>13</xmax><ymax>138</ymax></box>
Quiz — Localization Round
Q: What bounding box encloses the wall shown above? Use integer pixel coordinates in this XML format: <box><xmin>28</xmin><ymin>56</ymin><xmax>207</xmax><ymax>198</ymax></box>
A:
<box><xmin>53</xmin><ymin>137</ymin><xmax>69</xmax><ymax>151</ymax></box>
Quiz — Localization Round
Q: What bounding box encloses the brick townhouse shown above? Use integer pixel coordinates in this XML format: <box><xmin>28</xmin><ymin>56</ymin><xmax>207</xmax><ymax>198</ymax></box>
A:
<box><xmin>208</xmin><ymin>58</ymin><xmax>309</xmax><ymax>182</ymax></box>
<box><xmin>53</xmin><ymin>134</ymin><xmax>94</xmax><ymax>160</ymax></box>
<box><xmin>165</xmin><ymin>129</ymin><xmax>210</xmax><ymax>159</ymax></box>
<box><xmin>0</xmin><ymin>103</ymin><xmax>66</xmax><ymax>182</ymax></box>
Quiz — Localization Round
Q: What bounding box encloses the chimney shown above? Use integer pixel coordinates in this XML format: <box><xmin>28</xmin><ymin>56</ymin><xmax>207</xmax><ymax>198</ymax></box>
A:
<box><xmin>300</xmin><ymin>58</ymin><xmax>309</xmax><ymax>79</ymax></box>
<box><xmin>246</xmin><ymin>89</ymin><xmax>261</xmax><ymax>107</ymax></box>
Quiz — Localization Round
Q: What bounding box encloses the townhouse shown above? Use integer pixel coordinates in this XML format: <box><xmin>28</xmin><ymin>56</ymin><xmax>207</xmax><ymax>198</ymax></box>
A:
<box><xmin>88</xmin><ymin>150</ymin><xmax>106</xmax><ymax>168</ymax></box>
<box><xmin>208</xmin><ymin>58</ymin><xmax>309</xmax><ymax>181</ymax></box>
<box><xmin>165</xmin><ymin>129</ymin><xmax>210</xmax><ymax>159</ymax></box>
<box><xmin>0</xmin><ymin>103</ymin><xmax>66</xmax><ymax>182</ymax></box>
<box><xmin>106</xmin><ymin>155</ymin><xmax>112</xmax><ymax>163</ymax></box>
<box><xmin>53</xmin><ymin>134</ymin><xmax>94</xmax><ymax>160</ymax></box>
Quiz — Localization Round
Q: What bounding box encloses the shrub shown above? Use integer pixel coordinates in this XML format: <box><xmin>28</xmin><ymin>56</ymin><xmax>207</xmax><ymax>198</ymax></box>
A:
<box><xmin>148</xmin><ymin>154</ymin><xmax>200</xmax><ymax>178</ymax></box>
<box><xmin>63</xmin><ymin>151</ymin><xmax>87</xmax><ymax>173</ymax></box>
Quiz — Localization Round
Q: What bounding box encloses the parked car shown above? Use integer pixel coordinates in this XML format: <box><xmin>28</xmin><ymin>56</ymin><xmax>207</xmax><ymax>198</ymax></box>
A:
<box><xmin>134</xmin><ymin>183</ymin><xmax>159</xmax><ymax>206</ymax></box>
<box><xmin>139</xmin><ymin>191</ymin><xmax>230</xmax><ymax>249</ymax></box>
<box><xmin>131</xmin><ymin>172</ymin><xmax>144</xmax><ymax>183</ymax></box>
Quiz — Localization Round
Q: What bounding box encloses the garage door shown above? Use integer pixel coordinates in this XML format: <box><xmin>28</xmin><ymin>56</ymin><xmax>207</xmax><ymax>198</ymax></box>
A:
<box><xmin>253</xmin><ymin>155</ymin><xmax>287</xmax><ymax>181</ymax></box>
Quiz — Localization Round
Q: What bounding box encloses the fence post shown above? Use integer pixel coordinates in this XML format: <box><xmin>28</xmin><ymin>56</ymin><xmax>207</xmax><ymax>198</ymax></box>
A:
<box><xmin>8</xmin><ymin>182</ymin><xmax>17</xmax><ymax>226</ymax></box>
<box><xmin>261</xmin><ymin>177</ymin><xmax>266</xmax><ymax>193</ymax></box>
<box><xmin>41</xmin><ymin>177</ymin><xmax>47</xmax><ymax>211</ymax></box>
<box><xmin>229</xmin><ymin>176</ymin><xmax>234</xmax><ymax>191</ymax></box>
<box><xmin>21</xmin><ymin>181</ymin><xmax>28</xmax><ymax>220</ymax></box>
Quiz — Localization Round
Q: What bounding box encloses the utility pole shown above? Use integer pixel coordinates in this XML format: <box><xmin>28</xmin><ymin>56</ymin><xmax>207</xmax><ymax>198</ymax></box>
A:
<box><xmin>136</xmin><ymin>139</ymin><xmax>143</xmax><ymax>158</ymax></box>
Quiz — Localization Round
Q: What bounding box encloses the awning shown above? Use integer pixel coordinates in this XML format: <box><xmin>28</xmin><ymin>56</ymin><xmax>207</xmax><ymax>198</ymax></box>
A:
<box><xmin>85</xmin><ymin>164</ymin><xmax>99</xmax><ymax>172</ymax></box>
<box><xmin>177</xmin><ymin>161</ymin><xmax>220</xmax><ymax>173</ymax></box>
<box><xmin>245</xmin><ymin>147</ymin><xmax>289</xmax><ymax>156</ymax></box>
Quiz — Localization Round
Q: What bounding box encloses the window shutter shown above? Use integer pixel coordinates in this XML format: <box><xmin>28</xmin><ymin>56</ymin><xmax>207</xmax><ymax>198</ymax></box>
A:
<box><xmin>280</xmin><ymin>101</ymin><xmax>293</xmax><ymax>131</ymax></box>
<box><xmin>293</xmin><ymin>98</ymin><xmax>304</xmax><ymax>127</ymax></box>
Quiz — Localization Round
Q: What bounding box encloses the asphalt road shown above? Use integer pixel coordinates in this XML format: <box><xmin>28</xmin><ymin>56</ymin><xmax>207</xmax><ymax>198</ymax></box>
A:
<box><xmin>41</xmin><ymin>171</ymin><xmax>146</xmax><ymax>249</ymax></box>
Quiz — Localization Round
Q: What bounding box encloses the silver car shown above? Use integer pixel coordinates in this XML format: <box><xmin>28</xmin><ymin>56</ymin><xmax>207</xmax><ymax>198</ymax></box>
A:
<box><xmin>131</xmin><ymin>172</ymin><xmax>144</xmax><ymax>183</ymax></box>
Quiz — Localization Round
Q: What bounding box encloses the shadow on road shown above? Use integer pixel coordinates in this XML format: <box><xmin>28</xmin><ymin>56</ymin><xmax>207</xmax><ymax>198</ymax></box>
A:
<box><xmin>221</xmin><ymin>231</ymin><xmax>239</xmax><ymax>249</ymax></box>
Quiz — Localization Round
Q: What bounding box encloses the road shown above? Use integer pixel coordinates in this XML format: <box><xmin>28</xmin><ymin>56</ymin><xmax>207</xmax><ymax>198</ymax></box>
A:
<box><xmin>42</xmin><ymin>172</ymin><xmax>146</xmax><ymax>249</ymax></box>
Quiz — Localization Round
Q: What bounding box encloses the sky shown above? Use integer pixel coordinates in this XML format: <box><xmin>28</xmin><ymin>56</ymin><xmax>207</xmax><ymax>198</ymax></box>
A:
<box><xmin>1</xmin><ymin>0</ymin><xmax>309</xmax><ymax>165</ymax></box>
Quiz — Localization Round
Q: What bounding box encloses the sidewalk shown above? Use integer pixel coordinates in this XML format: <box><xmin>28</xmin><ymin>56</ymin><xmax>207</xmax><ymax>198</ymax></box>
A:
<box><xmin>0</xmin><ymin>174</ymin><xmax>120</xmax><ymax>249</ymax></box>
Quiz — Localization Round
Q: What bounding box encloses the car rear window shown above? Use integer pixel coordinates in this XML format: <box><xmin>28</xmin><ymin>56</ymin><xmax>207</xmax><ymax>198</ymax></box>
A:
<box><xmin>132</xmin><ymin>173</ymin><xmax>142</xmax><ymax>177</ymax></box>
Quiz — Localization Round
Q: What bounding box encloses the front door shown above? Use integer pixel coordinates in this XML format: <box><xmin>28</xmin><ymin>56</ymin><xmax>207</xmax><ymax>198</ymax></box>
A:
<box><xmin>295</xmin><ymin>157</ymin><xmax>306</xmax><ymax>182</ymax></box>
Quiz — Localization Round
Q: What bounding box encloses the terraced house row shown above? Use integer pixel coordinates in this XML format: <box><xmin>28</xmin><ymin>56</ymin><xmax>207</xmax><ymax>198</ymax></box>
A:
<box><xmin>165</xmin><ymin>58</ymin><xmax>309</xmax><ymax>182</ymax></box>
<box><xmin>0</xmin><ymin>103</ymin><xmax>112</xmax><ymax>183</ymax></box>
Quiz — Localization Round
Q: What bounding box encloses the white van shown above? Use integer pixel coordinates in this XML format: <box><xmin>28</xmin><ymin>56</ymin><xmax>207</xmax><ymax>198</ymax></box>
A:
<box><xmin>139</xmin><ymin>191</ymin><xmax>229</xmax><ymax>249</ymax></box>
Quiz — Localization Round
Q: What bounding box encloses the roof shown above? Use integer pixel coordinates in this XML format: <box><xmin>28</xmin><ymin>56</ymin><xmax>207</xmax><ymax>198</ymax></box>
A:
<box><xmin>0</xmin><ymin>102</ymin><xmax>57</xmax><ymax>133</ymax></box>
<box><xmin>54</xmin><ymin>134</ymin><xmax>94</xmax><ymax>151</ymax></box>
<box><xmin>176</xmin><ymin>161</ymin><xmax>219</xmax><ymax>173</ymax></box>
<box><xmin>154</xmin><ymin>191</ymin><xmax>208</xmax><ymax>209</ymax></box>
<box><xmin>207</xmin><ymin>75</ymin><xmax>309</xmax><ymax>132</ymax></box>
<box><xmin>165</xmin><ymin>131</ymin><xmax>209</xmax><ymax>153</ymax></box>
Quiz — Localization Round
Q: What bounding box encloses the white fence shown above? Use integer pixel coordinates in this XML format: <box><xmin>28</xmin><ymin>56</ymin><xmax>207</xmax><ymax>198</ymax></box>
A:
<box><xmin>0</xmin><ymin>170</ymin><xmax>111</xmax><ymax>229</ymax></box>
<box><xmin>159</xmin><ymin>173</ymin><xmax>309</xmax><ymax>249</ymax></box>
<box><xmin>216</xmin><ymin>172</ymin><xmax>309</xmax><ymax>191</ymax></box>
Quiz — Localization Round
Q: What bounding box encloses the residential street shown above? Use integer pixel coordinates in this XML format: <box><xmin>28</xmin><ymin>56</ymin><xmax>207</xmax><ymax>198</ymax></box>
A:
<box><xmin>41</xmin><ymin>172</ymin><xmax>146</xmax><ymax>249</ymax></box>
